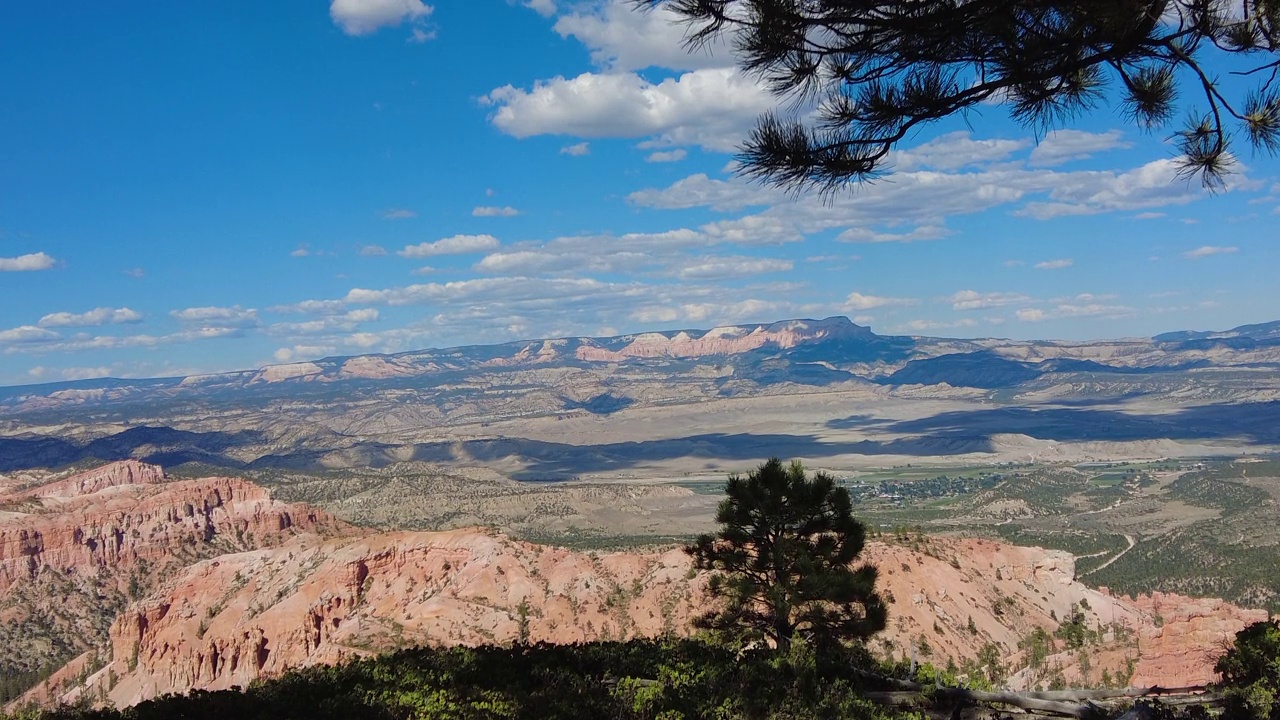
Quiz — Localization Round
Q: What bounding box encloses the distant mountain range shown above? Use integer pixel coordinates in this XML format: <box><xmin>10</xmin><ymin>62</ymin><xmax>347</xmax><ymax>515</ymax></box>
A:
<box><xmin>5</xmin><ymin>316</ymin><xmax>1279</xmax><ymax>398</ymax></box>
<box><xmin>1</xmin><ymin>316</ymin><xmax>1278</xmax><ymax>475</ymax></box>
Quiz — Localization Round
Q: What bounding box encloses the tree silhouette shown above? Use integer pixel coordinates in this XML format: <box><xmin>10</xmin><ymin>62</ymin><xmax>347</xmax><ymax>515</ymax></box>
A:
<box><xmin>640</xmin><ymin>0</ymin><xmax>1280</xmax><ymax>192</ymax></box>
<box><xmin>687</xmin><ymin>458</ymin><xmax>886</xmax><ymax>653</ymax></box>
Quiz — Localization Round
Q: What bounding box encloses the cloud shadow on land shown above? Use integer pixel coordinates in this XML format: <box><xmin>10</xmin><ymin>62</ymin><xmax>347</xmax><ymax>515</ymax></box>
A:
<box><xmin>6</xmin><ymin>401</ymin><xmax>1277</xmax><ymax>478</ymax></box>
<box><xmin>0</xmin><ymin>426</ymin><xmax>266</xmax><ymax>473</ymax></box>
<box><xmin>406</xmin><ymin>433</ymin><xmax>999</xmax><ymax>481</ymax></box>
<box><xmin>836</xmin><ymin>402</ymin><xmax>1280</xmax><ymax>445</ymax></box>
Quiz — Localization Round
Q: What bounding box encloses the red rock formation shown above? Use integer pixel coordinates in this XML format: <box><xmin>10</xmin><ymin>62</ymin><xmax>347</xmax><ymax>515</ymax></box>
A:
<box><xmin>575</xmin><ymin>318</ymin><xmax>866</xmax><ymax>362</ymax></box>
<box><xmin>37</xmin><ymin>531</ymin><xmax>1261</xmax><ymax>708</ymax></box>
<box><xmin>28</xmin><ymin>460</ymin><xmax>165</xmax><ymax>499</ymax></box>
<box><xmin>0</xmin><ymin>461</ymin><xmax>347</xmax><ymax>704</ymax></box>
<box><xmin>79</xmin><ymin>530</ymin><xmax>703</xmax><ymax>706</ymax></box>
<box><xmin>11</xmin><ymin>468</ymin><xmax>1264</xmax><ymax>708</ymax></box>
<box><xmin>0</xmin><ymin>461</ymin><xmax>344</xmax><ymax>590</ymax></box>
<box><xmin>1125</xmin><ymin>591</ymin><xmax>1268</xmax><ymax>687</ymax></box>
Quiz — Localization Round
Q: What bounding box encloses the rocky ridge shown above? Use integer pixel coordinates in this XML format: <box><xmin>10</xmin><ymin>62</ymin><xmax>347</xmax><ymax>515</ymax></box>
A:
<box><xmin>2</xmin><ymin>316</ymin><xmax>1279</xmax><ymax>478</ymax></box>
<box><xmin>7</xmin><ymin>462</ymin><xmax>1269</xmax><ymax>710</ymax></box>
<box><xmin>38</xmin><ymin>529</ymin><xmax>1268</xmax><ymax>708</ymax></box>
<box><xmin>0</xmin><ymin>461</ymin><xmax>343</xmax><ymax>689</ymax></box>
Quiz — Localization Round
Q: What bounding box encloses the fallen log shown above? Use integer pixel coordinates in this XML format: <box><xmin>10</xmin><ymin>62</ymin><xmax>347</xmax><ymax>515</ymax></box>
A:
<box><xmin>609</xmin><ymin>671</ymin><xmax>1220</xmax><ymax>718</ymax></box>
<box><xmin>1019</xmin><ymin>686</ymin><xmax>1214</xmax><ymax>702</ymax></box>
<box><xmin>862</xmin><ymin>689</ymin><xmax>1106</xmax><ymax>719</ymax></box>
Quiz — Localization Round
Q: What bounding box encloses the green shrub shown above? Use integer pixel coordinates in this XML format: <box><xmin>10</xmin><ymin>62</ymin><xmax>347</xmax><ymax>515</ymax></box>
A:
<box><xmin>1217</xmin><ymin>620</ymin><xmax>1280</xmax><ymax>720</ymax></box>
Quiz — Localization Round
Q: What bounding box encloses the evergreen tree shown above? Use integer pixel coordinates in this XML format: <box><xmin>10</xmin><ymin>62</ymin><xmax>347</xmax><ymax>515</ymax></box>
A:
<box><xmin>640</xmin><ymin>0</ymin><xmax>1280</xmax><ymax>192</ymax></box>
<box><xmin>1216</xmin><ymin>619</ymin><xmax>1280</xmax><ymax>719</ymax></box>
<box><xmin>687</xmin><ymin>458</ymin><xmax>886</xmax><ymax>653</ymax></box>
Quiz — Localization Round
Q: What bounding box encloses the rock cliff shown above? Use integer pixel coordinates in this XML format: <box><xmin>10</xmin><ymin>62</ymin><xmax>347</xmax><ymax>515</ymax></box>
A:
<box><xmin>78</xmin><ymin>529</ymin><xmax>702</xmax><ymax>707</ymax></box>
<box><xmin>1125</xmin><ymin>591</ymin><xmax>1269</xmax><ymax>687</ymax></box>
<box><xmin>0</xmin><ymin>461</ymin><xmax>343</xmax><ymax>690</ymax></box>
<box><xmin>574</xmin><ymin>317</ymin><xmax>871</xmax><ymax>362</ymax></box>
<box><xmin>48</xmin><ymin>531</ymin><xmax>1264</xmax><ymax>708</ymax></box>
<box><xmin>10</xmin><ymin>463</ymin><xmax>1267</xmax><ymax>709</ymax></box>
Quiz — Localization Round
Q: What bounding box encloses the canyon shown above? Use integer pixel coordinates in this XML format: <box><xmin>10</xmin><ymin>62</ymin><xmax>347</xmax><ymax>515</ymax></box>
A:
<box><xmin>3</xmin><ymin>461</ymin><xmax>1268</xmax><ymax>710</ymax></box>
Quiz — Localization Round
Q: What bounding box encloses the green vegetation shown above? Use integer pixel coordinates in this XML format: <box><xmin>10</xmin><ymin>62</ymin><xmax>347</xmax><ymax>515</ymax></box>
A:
<box><xmin>688</xmin><ymin>459</ymin><xmax>886</xmax><ymax>653</ymax></box>
<box><xmin>852</xmin><ymin>458</ymin><xmax>1280</xmax><ymax>613</ymax></box>
<box><xmin>1216</xmin><ymin>619</ymin><xmax>1280</xmax><ymax>720</ymax></box>
<box><xmin>9</xmin><ymin>616</ymin><xmax>1266</xmax><ymax>719</ymax></box>
<box><xmin>1</xmin><ymin>641</ymin><xmax>928</xmax><ymax>720</ymax></box>
<box><xmin>842</xmin><ymin>472</ymin><xmax>1002</xmax><ymax>504</ymax></box>
<box><xmin>1091</xmin><ymin>464</ymin><xmax>1280</xmax><ymax>611</ymax></box>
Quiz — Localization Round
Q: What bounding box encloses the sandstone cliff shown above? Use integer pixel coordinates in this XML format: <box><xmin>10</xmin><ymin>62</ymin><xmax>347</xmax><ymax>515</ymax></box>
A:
<box><xmin>77</xmin><ymin>529</ymin><xmax>702</xmax><ymax>707</ymax></box>
<box><xmin>574</xmin><ymin>318</ymin><xmax>870</xmax><ymax>362</ymax></box>
<box><xmin>11</xmin><ymin>463</ymin><xmax>1267</xmax><ymax>709</ymax></box>
<box><xmin>0</xmin><ymin>461</ymin><xmax>344</xmax><ymax>691</ymax></box>
<box><xmin>47</xmin><ymin>531</ymin><xmax>1263</xmax><ymax>708</ymax></box>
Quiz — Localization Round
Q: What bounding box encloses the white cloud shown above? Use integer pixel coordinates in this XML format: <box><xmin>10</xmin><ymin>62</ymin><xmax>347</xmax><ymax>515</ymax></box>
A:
<box><xmin>381</xmin><ymin>208</ymin><xmax>417</xmax><ymax>220</ymax></box>
<box><xmin>170</xmin><ymin>305</ymin><xmax>260</xmax><ymax>329</ymax></box>
<box><xmin>947</xmin><ymin>291</ymin><xmax>1031</xmax><ymax>311</ymax></box>
<box><xmin>675</xmin><ymin>256</ymin><xmax>792</xmax><ymax>280</ymax></box>
<box><xmin>267</xmin><ymin>309</ymin><xmax>380</xmax><ymax>337</ymax></box>
<box><xmin>124</xmin><ymin>267</ymin><xmax>145</xmax><ymax>278</ymax></box>
<box><xmin>346</xmin><ymin>308</ymin><xmax>380</xmax><ymax>322</ymax></box>
<box><xmin>1034</xmin><ymin>258</ymin><xmax>1074</xmax><ymax>269</ymax></box>
<box><xmin>0</xmin><ymin>252</ymin><xmax>56</xmax><ymax>272</ymax></box>
<box><xmin>270</xmin><ymin>299</ymin><xmax>348</xmax><ymax>315</ymax></box>
<box><xmin>629</xmin><ymin>298</ymin><xmax>799</xmax><ymax>326</ymax></box>
<box><xmin>290</xmin><ymin>246</ymin><xmax>312</xmax><ymax>257</ymax></box>
<box><xmin>560</xmin><ymin>142</ymin><xmax>590</xmax><ymax>156</ymax></box>
<box><xmin>646</xmin><ymin>148</ymin><xmax>687</xmax><ymax>163</ymax></box>
<box><xmin>476</xmin><ymin>250</ymin><xmax>621</xmax><ymax>275</ymax></box>
<box><xmin>360</xmin><ymin>245</ymin><xmax>389</xmax><ymax>256</ymax></box>
<box><xmin>890</xmin><ymin>132</ymin><xmax>1028</xmax><ymax>172</ymax></box>
<box><xmin>634</xmin><ymin>167</ymin><xmax>1030</xmax><ymax>244</ymax></box>
<box><xmin>1029</xmin><ymin>130</ymin><xmax>1130</xmax><ymax>167</ymax></box>
<box><xmin>398</xmin><ymin>234</ymin><xmax>500</xmax><ymax>258</ymax></box>
<box><xmin>471</xmin><ymin>226</ymin><xmax>798</xmax><ymax>278</ymax></box>
<box><xmin>484</xmin><ymin>68</ymin><xmax>772</xmax><ymax>153</ymax></box>
<box><xmin>628</xmin><ymin>173</ymin><xmax>775</xmax><ymax>212</ymax></box>
<box><xmin>0</xmin><ymin>326</ymin><xmax>245</xmax><ymax>356</ymax></box>
<box><xmin>473</xmin><ymin>205</ymin><xmax>521</xmax><ymax>217</ymax></box>
<box><xmin>1016</xmin><ymin>303</ymin><xmax>1134</xmax><ymax>322</ymax></box>
<box><xmin>898</xmin><ymin>318</ymin><xmax>979</xmax><ymax>332</ymax></box>
<box><xmin>836</xmin><ymin>225</ymin><xmax>951</xmax><ymax>244</ymax></box>
<box><xmin>843</xmin><ymin>292</ymin><xmax>916</xmax><ymax>311</ymax></box>
<box><xmin>38</xmin><ymin>307</ymin><xmax>143</xmax><ymax>328</ymax></box>
<box><xmin>1053</xmin><ymin>303</ymin><xmax>1135</xmax><ymax>319</ymax></box>
<box><xmin>330</xmin><ymin>0</ymin><xmax>434</xmax><ymax>36</ymax></box>
<box><xmin>345</xmin><ymin>276</ymin><xmax>612</xmax><ymax>307</ymax></box>
<box><xmin>338</xmin><ymin>276</ymin><xmax>824</xmax><ymax>343</ymax></box>
<box><xmin>552</xmin><ymin>1</ymin><xmax>730</xmax><ymax>72</ymax></box>
<box><xmin>522</xmin><ymin>0</ymin><xmax>557</xmax><ymax>17</ymax></box>
<box><xmin>1183</xmin><ymin>245</ymin><xmax>1238</xmax><ymax>259</ymax></box>
<box><xmin>1016</xmin><ymin>158</ymin><xmax>1234</xmax><ymax>219</ymax></box>
<box><xmin>631</xmin><ymin>141</ymin><xmax>1247</xmax><ymax>247</ymax></box>
<box><xmin>59</xmin><ymin>366</ymin><xmax>113</xmax><ymax>381</ymax></box>
<box><xmin>0</xmin><ymin>326</ymin><xmax>60</xmax><ymax>344</ymax></box>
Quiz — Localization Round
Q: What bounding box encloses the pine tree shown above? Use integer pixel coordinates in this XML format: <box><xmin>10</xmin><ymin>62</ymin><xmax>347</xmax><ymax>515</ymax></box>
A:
<box><xmin>687</xmin><ymin>458</ymin><xmax>886</xmax><ymax>653</ymax></box>
<box><xmin>641</xmin><ymin>0</ymin><xmax>1280</xmax><ymax>192</ymax></box>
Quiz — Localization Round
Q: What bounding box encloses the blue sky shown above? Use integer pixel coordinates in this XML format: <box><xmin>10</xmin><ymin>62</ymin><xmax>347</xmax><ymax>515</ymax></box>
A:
<box><xmin>1</xmin><ymin>0</ymin><xmax>1278</xmax><ymax>386</ymax></box>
